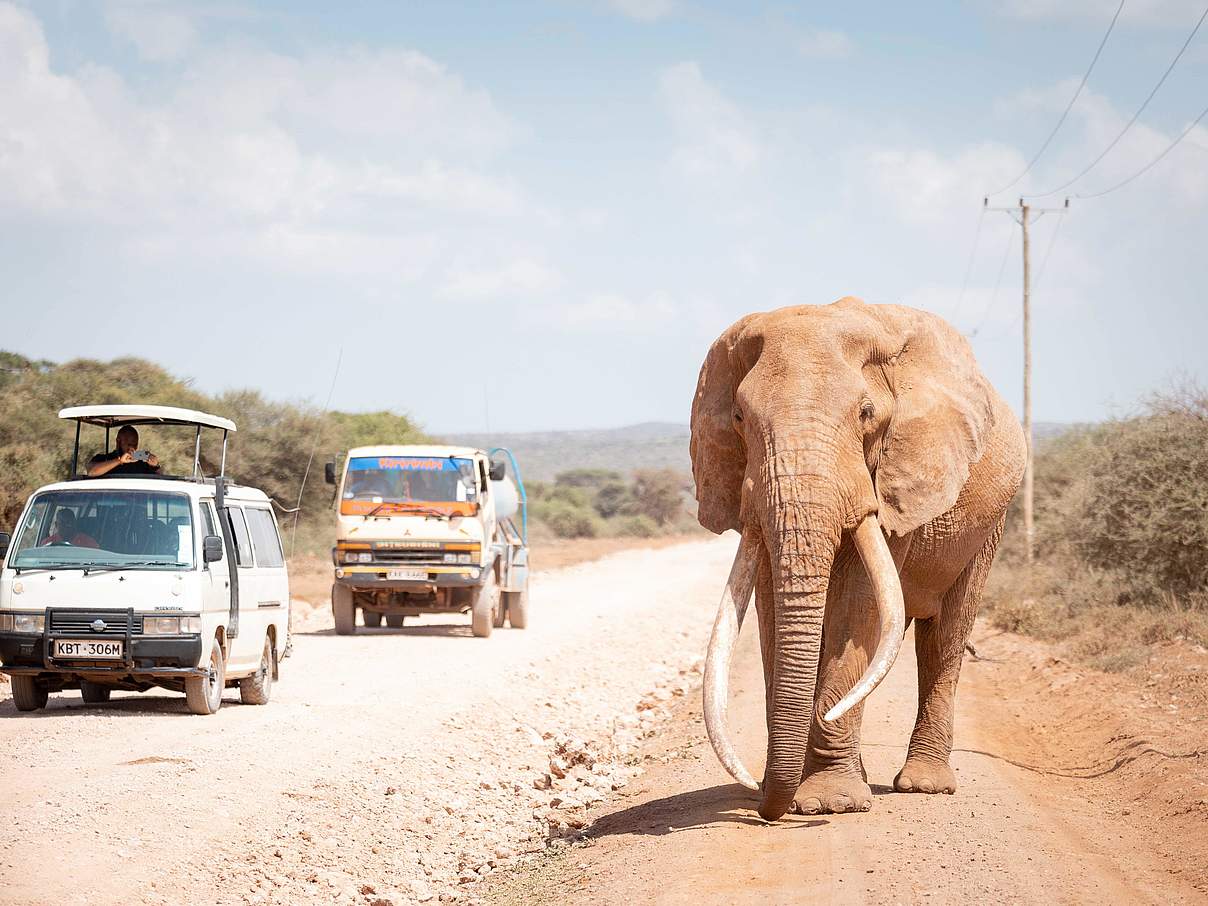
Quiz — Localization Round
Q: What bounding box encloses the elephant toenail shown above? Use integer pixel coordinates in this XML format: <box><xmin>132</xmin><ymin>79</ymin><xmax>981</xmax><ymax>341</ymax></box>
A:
<box><xmin>919</xmin><ymin>779</ymin><xmax>935</xmax><ymax>793</ymax></box>
<box><xmin>798</xmin><ymin>798</ymin><xmax>822</xmax><ymax>815</ymax></box>
<box><xmin>897</xmin><ymin>777</ymin><xmax>913</xmax><ymax>791</ymax></box>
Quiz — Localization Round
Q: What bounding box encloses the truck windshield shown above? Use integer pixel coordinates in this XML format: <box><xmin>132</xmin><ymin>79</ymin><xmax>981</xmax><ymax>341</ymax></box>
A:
<box><xmin>342</xmin><ymin>456</ymin><xmax>478</xmax><ymax>511</ymax></box>
<box><xmin>8</xmin><ymin>489</ymin><xmax>195</xmax><ymax>570</ymax></box>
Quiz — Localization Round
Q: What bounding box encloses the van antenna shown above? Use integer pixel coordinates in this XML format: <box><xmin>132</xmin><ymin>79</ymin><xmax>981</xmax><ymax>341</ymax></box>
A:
<box><xmin>287</xmin><ymin>347</ymin><xmax>343</xmax><ymax>559</ymax></box>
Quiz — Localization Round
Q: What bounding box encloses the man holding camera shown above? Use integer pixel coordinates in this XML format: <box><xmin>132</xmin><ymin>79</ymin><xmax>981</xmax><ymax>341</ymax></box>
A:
<box><xmin>87</xmin><ymin>425</ymin><xmax>162</xmax><ymax>477</ymax></box>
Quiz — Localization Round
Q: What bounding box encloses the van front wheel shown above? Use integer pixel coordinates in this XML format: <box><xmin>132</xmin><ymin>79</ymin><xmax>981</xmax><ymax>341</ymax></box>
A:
<box><xmin>332</xmin><ymin>584</ymin><xmax>356</xmax><ymax>635</ymax></box>
<box><xmin>239</xmin><ymin>634</ymin><xmax>274</xmax><ymax>706</ymax></box>
<box><xmin>185</xmin><ymin>637</ymin><xmax>226</xmax><ymax>715</ymax></box>
<box><xmin>11</xmin><ymin>675</ymin><xmax>48</xmax><ymax>711</ymax></box>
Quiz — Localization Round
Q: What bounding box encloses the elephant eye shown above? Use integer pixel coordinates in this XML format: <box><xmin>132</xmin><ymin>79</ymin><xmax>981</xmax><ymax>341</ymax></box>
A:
<box><xmin>732</xmin><ymin>409</ymin><xmax>744</xmax><ymax>424</ymax></box>
<box><xmin>859</xmin><ymin>400</ymin><xmax>875</xmax><ymax>420</ymax></box>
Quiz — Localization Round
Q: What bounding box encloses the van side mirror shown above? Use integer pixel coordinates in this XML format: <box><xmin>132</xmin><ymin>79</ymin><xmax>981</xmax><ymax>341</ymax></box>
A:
<box><xmin>488</xmin><ymin>461</ymin><xmax>506</xmax><ymax>481</ymax></box>
<box><xmin>0</xmin><ymin>532</ymin><xmax>10</xmax><ymax>562</ymax></box>
<box><xmin>324</xmin><ymin>461</ymin><xmax>337</xmax><ymax>485</ymax></box>
<box><xmin>203</xmin><ymin>534</ymin><xmax>225</xmax><ymax>563</ymax></box>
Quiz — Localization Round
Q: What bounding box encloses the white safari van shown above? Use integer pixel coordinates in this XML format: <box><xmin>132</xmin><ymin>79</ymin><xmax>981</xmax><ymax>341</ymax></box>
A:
<box><xmin>0</xmin><ymin>406</ymin><xmax>289</xmax><ymax>715</ymax></box>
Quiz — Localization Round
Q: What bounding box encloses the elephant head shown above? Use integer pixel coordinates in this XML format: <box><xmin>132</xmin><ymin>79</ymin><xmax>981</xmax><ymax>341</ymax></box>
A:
<box><xmin>690</xmin><ymin>297</ymin><xmax>994</xmax><ymax>821</ymax></box>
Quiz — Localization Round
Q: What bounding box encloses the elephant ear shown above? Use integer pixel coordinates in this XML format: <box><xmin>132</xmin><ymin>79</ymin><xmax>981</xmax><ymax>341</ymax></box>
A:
<box><xmin>690</xmin><ymin>315</ymin><xmax>759</xmax><ymax>534</ymax></box>
<box><xmin>874</xmin><ymin>309</ymin><xmax>996</xmax><ymax>537</ymax></box>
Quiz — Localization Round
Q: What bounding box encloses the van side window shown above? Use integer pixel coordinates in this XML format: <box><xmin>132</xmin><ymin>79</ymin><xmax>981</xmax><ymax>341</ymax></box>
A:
<box><xmin>200</xmin><ymin>501</ymin><xmax>218</xmax><ymax>537</ymax></box>
<box><xmin>224</xmin><ymin>507</ymin><xmax>254</xmax><ymax>567</ymax></box>
<box><xmin>245</xmin><ymin>507</ymin><xmax>284</xmax><ymax>569</ymax></box>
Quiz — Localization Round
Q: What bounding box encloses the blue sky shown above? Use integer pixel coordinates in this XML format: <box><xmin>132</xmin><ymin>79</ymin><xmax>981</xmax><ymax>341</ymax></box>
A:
<box><xmin>3</xmin><ymin>0</ymin><xmax>1207</xmax><ymax>432</ymax></box>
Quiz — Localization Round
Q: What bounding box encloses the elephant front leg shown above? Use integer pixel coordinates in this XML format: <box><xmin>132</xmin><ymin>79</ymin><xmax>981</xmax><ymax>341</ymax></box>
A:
<box><xmin>795</xmin><ymin>559</ymin><xmax>876</xmax><ymax>815</ymax></box>
<box><xmin>896</xmin><ymin>522</ymin><xmax>1001</xmax><ymax>795</ymax></box>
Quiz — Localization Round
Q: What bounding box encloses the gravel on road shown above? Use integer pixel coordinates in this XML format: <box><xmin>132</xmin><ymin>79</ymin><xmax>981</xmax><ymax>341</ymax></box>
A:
<box><xmin>0</xmin><ymin>535</ymin><xmax>737</xmax><ymax>906</ymax></box>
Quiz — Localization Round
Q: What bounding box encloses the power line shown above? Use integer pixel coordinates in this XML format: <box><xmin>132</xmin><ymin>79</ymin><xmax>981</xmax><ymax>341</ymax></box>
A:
<box><xmin>1076</xmin><ymin>100</ymin><xmax>1208</xmax><ymax>198</ymax></box>
<box><xmin>1028</xmin><ymin>3</ymin><xmax>1208</xmax><ymax>198</ymax></box>
<box><xmin>954</xmin><ymin>203</ymin><xmax>987</xmax><ymax>320</ymax></box>
<box><xmin>967</xmin><ymin>222</ymin><xmax>1015</xmax><ymax>338</ymax></box>
<box><xmin>986</xmin><ymin>0</ymin><xmax>1125</xmax><ymax>197</ymax></box>
<box><xmin>979</xmin><ymin>214</ymin><xmax>1066</xmax><ymax>342</ymax></box>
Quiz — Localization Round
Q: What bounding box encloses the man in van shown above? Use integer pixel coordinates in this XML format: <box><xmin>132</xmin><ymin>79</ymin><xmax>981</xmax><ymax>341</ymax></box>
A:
<box><xmin>40</xmin><ymin>508</ymin><xmax>99</xmax><ymax>548</ymax></box>
<box><xmin>87</xmin><ymin>425</ymin><xmax>162</xmax><ymax>477</ymax></box>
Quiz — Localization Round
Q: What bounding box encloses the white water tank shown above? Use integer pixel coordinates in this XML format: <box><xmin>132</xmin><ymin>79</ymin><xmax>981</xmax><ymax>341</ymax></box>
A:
<box><xmin>491</xmin><ymin>476</ymin><xmax>520</xmax><ymax>520</ymax></box>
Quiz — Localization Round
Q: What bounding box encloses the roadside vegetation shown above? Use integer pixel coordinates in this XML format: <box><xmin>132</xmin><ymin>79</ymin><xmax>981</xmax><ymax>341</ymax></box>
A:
<box><xmin>525</xmin><ymin>468</ymin><xmax>702</xmax><ymax>540</ymax></box>
<box><xmin>983</xmin><ymin>383</ymin><xmax>1208</xmax><ymax>671</ymax></box>
<box><xmin>0</xmin><ymin>351</ymin><xmax>425</xmax><ymax>556</ymax></box>
<box><xmin>0</xmin><ymin>352</ymin><xmax>699</xmax><ymax>556</ymax></box>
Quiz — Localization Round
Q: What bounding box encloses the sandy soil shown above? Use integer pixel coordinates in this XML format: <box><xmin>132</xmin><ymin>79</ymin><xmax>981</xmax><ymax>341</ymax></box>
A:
<box><xmin>487</xmin><ymin>589</ymin><xmax>1208</xmax><ymax>903</ymax></box>
<box><xmin>0</xmin><ymin>536</ymin><xmax>733</xmax><ymax>905</ymax></box>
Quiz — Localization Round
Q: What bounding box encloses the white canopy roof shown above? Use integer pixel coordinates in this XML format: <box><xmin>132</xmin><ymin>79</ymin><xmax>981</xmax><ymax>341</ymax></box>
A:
<box><xmin>58</xmin><ymin>405</ymin><xmax>236</xmax><ymax>432</ymax></box>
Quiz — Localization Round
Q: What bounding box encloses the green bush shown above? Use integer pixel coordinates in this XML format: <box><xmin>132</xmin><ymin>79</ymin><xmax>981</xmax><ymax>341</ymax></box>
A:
<box><xmin>613</xmin><ymin>514</ymin><xmax>659</xmax><ymax>538</ymax></box>
<box><xmin>594</xmin><ymin>481</ymin><xmax>633</xmax><ymax>518</ymax></box>
<box><xmin>0</xmin><ymin>351</ymin><xmax>426</xmax><ymax>555</ymax></box>
<box><xmin>541</xmin><ymin>499</ymin><xmax>603</xmax><ymax>538</ymax></box>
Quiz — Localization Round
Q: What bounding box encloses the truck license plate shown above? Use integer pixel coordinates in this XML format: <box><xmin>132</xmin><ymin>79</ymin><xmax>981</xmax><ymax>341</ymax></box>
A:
<box><xmin>387</xmin><ymin>568</ymin><xmax>428</xmax><ymax>581</ymax></box>
<box><xmin>54</xmin><ymin>639</ymin><xmax>124</xmax><ymax>659</ymax></box>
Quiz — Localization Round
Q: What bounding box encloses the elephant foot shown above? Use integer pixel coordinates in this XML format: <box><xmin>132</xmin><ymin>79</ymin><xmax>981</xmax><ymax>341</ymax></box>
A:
<box><xmin>894</xmin><ymin>758</ymin><xmax>956</xmax><ymax>795</ymax></box>
<box><xmin>793</xmin><ymin>771</ymin><xmax>872</xmax><ymax>815</ymax></box>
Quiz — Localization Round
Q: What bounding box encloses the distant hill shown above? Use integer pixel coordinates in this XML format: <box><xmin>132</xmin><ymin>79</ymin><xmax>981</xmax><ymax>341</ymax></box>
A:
<box><xmin>447</xmin><ymin>422</ymin><xmax>691</xmax><ymax>482</ymax></box>
<box><xmin>449</xmin><ymin>420</ymin><xmax>1080</xmax><ymax>483</ymax></box>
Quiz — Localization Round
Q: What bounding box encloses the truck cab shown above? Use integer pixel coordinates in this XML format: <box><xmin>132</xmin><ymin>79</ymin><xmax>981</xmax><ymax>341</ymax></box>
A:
<box><xmin>326</xmin><ymin>445</ymin><xmax>529</xmax><ymax>637</ymax></box>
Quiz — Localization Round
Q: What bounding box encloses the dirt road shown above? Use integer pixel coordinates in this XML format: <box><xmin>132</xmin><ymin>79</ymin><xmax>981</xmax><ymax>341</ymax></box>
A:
<box><xmin>0</xmin><ymin>538</ymin><xmax>735</xmax><ymax>905</ymax></box>
<box><xmin>489</xmin><ymin>564</ymin><xmax>1208</xmax><ymax>904</ymax></box>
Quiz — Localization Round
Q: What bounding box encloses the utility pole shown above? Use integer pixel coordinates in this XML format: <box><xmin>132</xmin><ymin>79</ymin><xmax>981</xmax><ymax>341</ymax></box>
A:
<box><xmin>983</xmin><ymin>196</ymin><xmax>1069</xmax><ymax>564</ymax></box>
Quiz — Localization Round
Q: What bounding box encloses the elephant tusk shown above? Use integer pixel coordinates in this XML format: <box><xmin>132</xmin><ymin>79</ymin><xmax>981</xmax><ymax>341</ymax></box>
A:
<box><xmin>823</xmin><ymin>515</ymin><xmax>906</xmax><ymax>723</ymax></box>
<box><xmin>703</xmin><ymin>531</ymin><xmax>761</xmax><ymax>791</ymax></box>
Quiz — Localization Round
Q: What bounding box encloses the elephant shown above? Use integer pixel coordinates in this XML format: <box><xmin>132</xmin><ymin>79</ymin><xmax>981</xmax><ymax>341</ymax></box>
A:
<box><xmin>690</xmin><ymin>296</ymin><xmax>1026</xmax><ymax>822</ymax></box>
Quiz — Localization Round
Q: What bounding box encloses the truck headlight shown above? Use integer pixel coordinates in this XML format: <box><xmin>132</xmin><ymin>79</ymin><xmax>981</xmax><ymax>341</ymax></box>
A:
<box><xmin>357</xmin><ymin>552</ymin><xmax>373</xmax><ymax>563</ymax></box>
<box><xmin>457</xmin><ymin>553</ymin><xmax>473</xmax><ymax>564</ymax></box>
<box><xmin>12</xmin><ymin>614</ymin><xmax>44</xmax><ymax>633</ymax></box>
<box><xmin>143</xmin><ymin>616</ymin><xmax>201</xmax><ymax>635</ymax></box>
<box><xmin>443</xmin><ymin>553</ymin><xmax>457</xmax><ymax>563</ymax></box>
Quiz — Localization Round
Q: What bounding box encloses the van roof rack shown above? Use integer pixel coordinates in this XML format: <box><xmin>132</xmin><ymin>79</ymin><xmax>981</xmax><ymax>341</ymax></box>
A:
<box><xmin>59</xmin><ymin>405</ymin><xmax>237</xmax><ymax>481</ymax></box>
<box><xmin>58</xmin><ymin>405</ymin><xmax>236</xmax><ymax>432</ymax></box>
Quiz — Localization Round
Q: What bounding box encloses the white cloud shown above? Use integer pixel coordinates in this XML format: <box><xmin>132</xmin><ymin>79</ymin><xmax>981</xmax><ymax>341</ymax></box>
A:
<box><xmin>607</xmin><ymin>0</ymin><xmax>677</xmax><ymax>22</ymax></box>
<box><xmin>103</xmin><ymin>1</ymin><xmax>198</xmax><ymax>62</ymax></box>
<box><xmin>440</xmin><ymin>259</ymin><xmax>562</xmax><ymax>300</ymax></box>
<box><xmin>658</xmin><ymin>62</ymin><xmax>761</xmax><ymax>181</ymax></box>
<box><xmin>796</xmin><ymin>27</ymin><xmax>854</xmax><ymax>60</ymax></box>
<box><xmin>0</xmin><ymin>3</ymin><xmax>526</xmax><ymax>274</ymax></box>
<box><xmin>863</xmin><ymin>144</ymin><xmax>1024</xmax><ymax>223</ymax></box>
<box><xmin>552</xmin><ymin>290</ymin><xmax>681</xmax><ymax>331</ymax></box>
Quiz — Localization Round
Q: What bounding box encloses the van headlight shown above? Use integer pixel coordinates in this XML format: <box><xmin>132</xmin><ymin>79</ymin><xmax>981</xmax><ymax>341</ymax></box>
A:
<box><xmin>143</xmin><ymin>616</ymin><xmax>201</xmax><ymax>635</ymax></box>
<box><xmin>11</xmin><ymin>613</ymin><xmax>44</xmax><ymax>634</ymax></box>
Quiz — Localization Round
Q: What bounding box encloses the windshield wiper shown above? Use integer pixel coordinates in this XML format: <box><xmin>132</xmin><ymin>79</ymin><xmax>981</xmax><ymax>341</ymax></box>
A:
<box><xmin>81</xmin><ymin>560</ymin><xmax>188</xmax><ymax>575</ymax></box>
<box><xmin>364</xmin><ymin>503</ymin><xmax>450</xmax><ymax>519</ymax></box>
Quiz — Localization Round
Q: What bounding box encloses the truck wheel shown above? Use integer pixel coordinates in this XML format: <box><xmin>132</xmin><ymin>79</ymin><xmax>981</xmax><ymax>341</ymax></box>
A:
<box><xmin>505</xmin><ymin>580</ymin><xmax>529</xmax><ymax>630</ymax></box>
<box><xmin>364</xmin><ymin>611</ymin><xmax>383</xmax><ymax>628</ymax></box>
<box><xmin>385</xmin><ymin>614</ymin><xmax>405</xmax><ymax>629</ymax></box>
<box><xmin>80</xmin><ymin>680</ymin><xmax>112</xmax><ymax>704</ymax></box>
<box><xmin>332</xmin><ymin>583</ymin><xmax>356</xmax><ymax>635</ymax></box>
<box><xmin>239</xmin><ymin>634</ymin><xmax>274</xmax><ymax>706</ymax></box>
<box><xmin>11</xmin><ymin>675</ymin><xmax>49</xmax><ymax>711</ymax></box>
<box><xmin>185</xmin><ymin>636</ymin><xmax>226</xmax><ymax>715</ymax></box>
<box><xmin>471</xmin><ymin>574</ymin><xmax>499</xmax><ymax>638</ymax></box>
<box><xmin>493</xmin><ymin>598</ymin><xmax>507</xmax><ymax>628</ymax></box>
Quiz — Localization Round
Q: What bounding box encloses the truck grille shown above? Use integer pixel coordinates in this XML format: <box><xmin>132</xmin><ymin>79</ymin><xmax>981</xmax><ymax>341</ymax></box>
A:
<box><xmin>49</xmin><ymin>610</ymin><xmax>141</xmax><ymax>637</ymax></box>
<box><xmin>373</xmin><ymin>550</ymin><xmax>444</xmax><ymax>564</ymax></box>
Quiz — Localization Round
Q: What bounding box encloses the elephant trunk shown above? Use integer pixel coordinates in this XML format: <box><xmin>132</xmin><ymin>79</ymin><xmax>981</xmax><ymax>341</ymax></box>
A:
<box><xmin>757</xmin><ymin>450</ymin><xmax>844</xmax><ymax>821</ymax></box>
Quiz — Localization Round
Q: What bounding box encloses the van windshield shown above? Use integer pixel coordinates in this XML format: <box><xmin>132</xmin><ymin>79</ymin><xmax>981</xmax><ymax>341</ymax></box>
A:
<box><xmin>341</xmin><ymin>456</ymin><xmax>478</xmax><ymax>515</ymax></box>
<box><xmin>8</xmin><ymin>489</ymin><xmax>195</xmax><ymax>570</ymax></box>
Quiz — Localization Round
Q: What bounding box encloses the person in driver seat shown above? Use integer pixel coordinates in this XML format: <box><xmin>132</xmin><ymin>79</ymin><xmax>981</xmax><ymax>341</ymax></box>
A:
<box><xmin>40</xmin><ymin>508</ymin><xmax>99</xmax><ymax>548</ymax></box>
<box><xmin>87</xmin><ymin>426</ymin><xmax>162</xmax><ymax>477</ymax></box>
